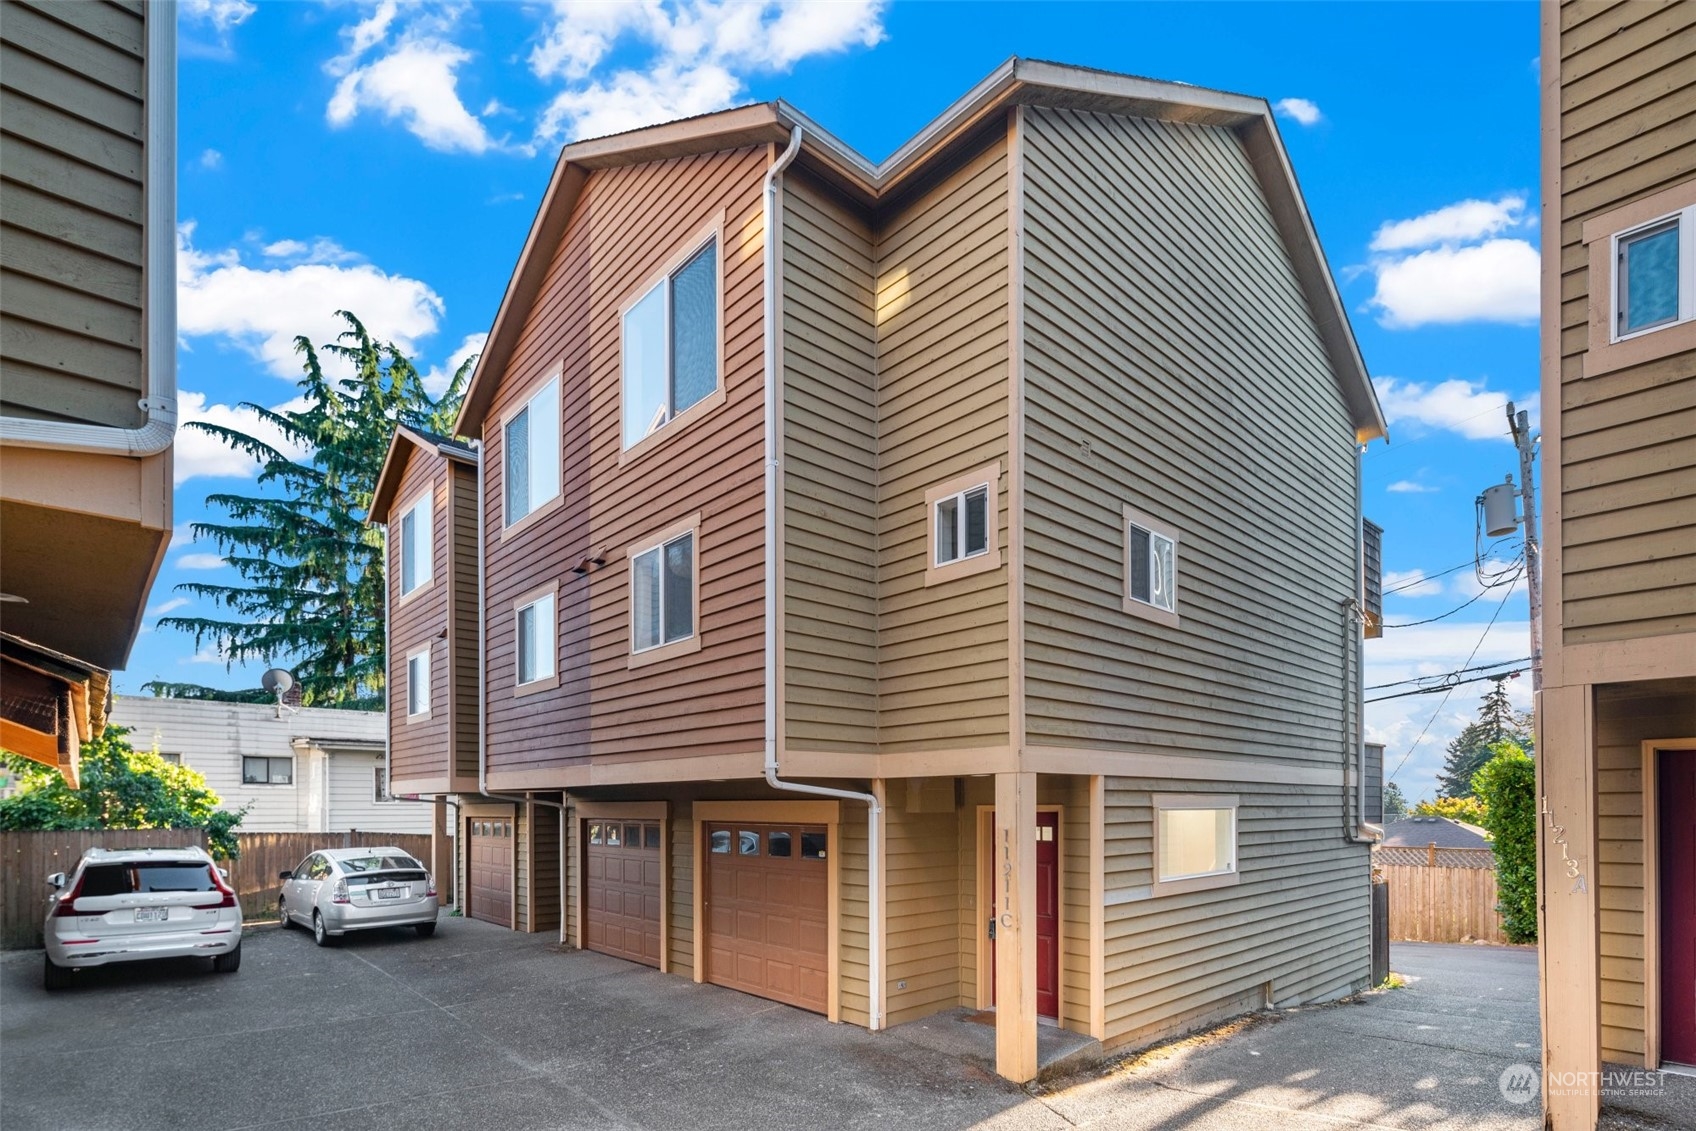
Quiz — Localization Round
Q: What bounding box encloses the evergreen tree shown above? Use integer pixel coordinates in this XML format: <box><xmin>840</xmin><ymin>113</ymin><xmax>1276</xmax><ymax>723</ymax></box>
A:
<box><xmin>1436</xmin><ymin>678</ymin><xmax>1533</xmax><ymax>799</ymax></box>
<box><xmin>1382</xmin><ymin>781</ymin><xmax>1409</xmax><ymax>822</ymax></box>
<box><xmin>160</xmin><ymin>313</ymin><xmax>472</xmax><ymax>706</ymax></box>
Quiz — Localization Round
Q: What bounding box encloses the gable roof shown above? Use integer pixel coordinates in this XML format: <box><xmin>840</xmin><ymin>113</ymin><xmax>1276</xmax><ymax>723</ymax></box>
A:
<box><xmin>1379</xmin><ymin>817</ymin><xmax>1492</xmax><ymax>850</ymax></box>
<box><xmin>455</xmin><ymin>57</ymin><xmax>1386</xmax><ymax>443</ymax></box>
<box><xmin>368</xmin><ymin>424</ymin><xmax>477</xmax><ymax>526</ymax></box>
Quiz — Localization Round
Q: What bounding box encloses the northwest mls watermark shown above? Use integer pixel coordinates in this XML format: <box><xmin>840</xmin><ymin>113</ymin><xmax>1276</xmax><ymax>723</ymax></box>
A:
<box><xmin>1498</xmin><ymin>1063</ymin><xmax>1670</xmax><ymax>1104</ymax></box>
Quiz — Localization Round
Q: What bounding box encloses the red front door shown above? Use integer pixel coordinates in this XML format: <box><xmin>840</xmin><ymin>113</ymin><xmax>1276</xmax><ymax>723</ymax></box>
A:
<box><xmin>989</xmin><ymin>811</ymin><xmax>1061</xmax><ymax>1019</ymax></box>
<box><xmin>1661</xmin><ymin>751</ymin><xmax>1696</xmax><ymax>1066</ymax></box>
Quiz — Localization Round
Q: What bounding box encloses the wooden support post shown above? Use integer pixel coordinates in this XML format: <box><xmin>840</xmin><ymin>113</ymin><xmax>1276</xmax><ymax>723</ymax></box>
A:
<box><xmin>994</xmin><ymin>771</ymin><xmax>1038</xmax><ymax>1083</ymax></box>
<box><xmin>1427</xmin><ymin>842</ymin><xmax>1437</xmax><ymax>868</ymax></box>
<box><xmin>430</xmin><ymin>797</ymin><xmax>452</xmax><ymax>905</ymax></box>
<box><xmin>1539</xmin><ymin>685</ymin><xmax>1600</xmax><ymax>1129</ymax></box>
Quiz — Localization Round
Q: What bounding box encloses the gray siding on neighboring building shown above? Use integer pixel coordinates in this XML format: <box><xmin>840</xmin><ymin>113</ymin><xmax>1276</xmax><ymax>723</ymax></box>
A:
<box><xmin>0</xmin><ymin>0</ymin><xmax>149</xmax><ymax>428</ymax></box>
<box><xmin>1019</xmin><ymin>106</ymin><xmax>1358</xmax><ymax>768</ymax></box>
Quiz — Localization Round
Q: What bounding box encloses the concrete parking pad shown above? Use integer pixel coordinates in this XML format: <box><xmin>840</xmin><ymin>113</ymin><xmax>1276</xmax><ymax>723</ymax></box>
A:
<box><xmin>5</xmin><ymin>923</ymin><xmax>1681</xmax><ymax>1130</ymax></box>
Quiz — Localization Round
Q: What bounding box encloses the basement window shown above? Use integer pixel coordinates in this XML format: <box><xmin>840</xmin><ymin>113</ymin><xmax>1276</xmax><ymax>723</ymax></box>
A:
<box><xmin>1152</xmin><ymin>794</ymin><xmax>1239</xmax><ymax>896</ymax></box>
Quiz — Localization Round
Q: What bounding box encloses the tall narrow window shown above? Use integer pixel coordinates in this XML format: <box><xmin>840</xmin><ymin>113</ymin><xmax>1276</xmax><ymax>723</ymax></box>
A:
<box><xmin>504</xmin><ymin>377</ymin><xmax>560</xmax><ymax>526</ymax></box>
<box><xmin>398</xmin><ymin>490</ymin><xmax>432</xmax><ymax>595</ymax></box>
<box><xmin>1124</xmin><ymin>506</ymin><xmax>1179</xmax><ymax>623</ymax></box>
<box><xmin>516</xmin><ymin>592</ymin><xmax>556</xmax><ymax>687</ymax></box>
<box><xmin>622</xmin><ymin>240</ymin><xmax>719</xmax><ymax>448</ymax></box>
<box><xmin>406</xmin><ymin>648</ymin><xmax>430</xmax><ymax>717</ymax></box>
<box><xmin>631</xmin><ymin>531</ymin><xmax>695</xmax><ymax>652</ymax></box>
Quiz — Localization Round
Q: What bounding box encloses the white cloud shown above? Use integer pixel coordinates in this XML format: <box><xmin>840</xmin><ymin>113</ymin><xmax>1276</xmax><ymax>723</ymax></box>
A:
<box><xmin>1368</xmin><ymin>238</ymin><xmax>1540</xmax><ymax>327</ymax></box>
<box><xmin>531</xmin><ymin>0</ymin><xmax>888</xmax><ymax>144</ymax></box>
<box><xmin>325</xmin><ymin>2</ymin><xmax>504</xmax><ymax>155</ymax></box>
<box><xmin>198</xmin><ymin>149</ymin><xmax>224</xmax><ymax>170</ymax></box>
<box><xmin>177</xmin><ymin>221</ymin><xmax>444</xmax><ymax>378</ymax></box>
<box><xmin>1383</xmin><ymin>569</ymin><xmax>1443</xmax><ymax>598</ymax></box>
<box><xmin>146</xmin><ymin>597</ymin><xmax>192</xmax><ymax>618</ymax></box>
<box><xmin>422</xmin><ymin>332</ymin><xmax>487</xmax><ymax>398</ymax></box>
<box><xmin>1372</xmin><ymin>377</ymin><xmax>1534</xmax><ymax>442</ymax></box>
<box><xmin>183</xmin><ymin>0</ymin><xmax>256</xmax><ymax>35</ymax></box>
<box><xmin>1387</xmin><ymin>480</ymin><xmax>1439</xmax><ymax>494</ymax></box>
<box><xmin>176</xmin><ymin>553</ymin><xmax>229</xmax><ymax>571</ymax></box>
<box><xmin>1452</xmin><ymin>558</ymin><xmax>1529</xmax><ymax>599</ymax></box>
<box><xmin>169</xmin><ymin>524</ymin><xmax>196</xmax><ymax>549</ymax></box>
<box><xmin>1370</xmin><ymin>195</ymin><xmax>1527</xmax><ymax>253</ymax></box>
<box><xmin>1274</xmin><ymin>98</ymin><xmax>1322</xmax><ymax>127</ymax></box>
<box><xmin>174</xmin><ymin>390</ymin><xmax>313</xmax><ymax>484</ymax></box>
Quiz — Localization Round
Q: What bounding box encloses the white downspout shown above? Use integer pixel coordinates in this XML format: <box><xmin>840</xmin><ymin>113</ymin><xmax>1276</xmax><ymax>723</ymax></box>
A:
<box><xmin>760</xmin><ymin>124</ymin><xmax>885</xmax><ymax>1032</ymax></box>
<box><xmin>1347</xmin><ymin>444</ymin><xmax>1383</xmax><ymax>845</ymax></box>
<box><xmin>0</xmin><ymin>3</ymin><xmax>177</xmax><ymax>457</ymax></box>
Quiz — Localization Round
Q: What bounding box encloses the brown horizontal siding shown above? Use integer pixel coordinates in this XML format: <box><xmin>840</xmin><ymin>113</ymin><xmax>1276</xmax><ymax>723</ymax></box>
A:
<box><xmin>387</xmin><ymin>447</ymin><xmax>452</xmax><ymax>788</ymax></box>
<box><xmin>1020</xmin><ymin>106</ymin><xmax>1356</xmax><ymax>761</ymax></box>
<box><xmin>875</xmin><ymin>132</ymin><xmax>1011</xmax><ymax>753</ymax></box>
<box><xmin>481</xmin><ymin>147</ymin><xmax>769</xmax><ymax>776</ymax></box>
<box><xmin>1556</xmin><ymin>1</ymin><xmax>1696</xmax><ymax>648</ymax></box>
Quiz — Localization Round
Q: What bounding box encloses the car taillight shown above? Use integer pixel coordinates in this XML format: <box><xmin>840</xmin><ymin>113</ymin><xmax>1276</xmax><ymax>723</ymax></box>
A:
<box><xmin>206</xmin><ymin>865</ymin><xmax>239</xmax><ymax>910</ymax></box>
<box><xmin>51</xmin><ymin>874</ymin><xmax>86</xmax><ymax>917</ymax></box>
<box><xmin>425</xmin><ymin>874</ymin><xmax>437</xmax><ymax>898</ymax></box>
<box><xmin>332</xmin><ymin>878</ymin><xmax>349</xmax><ymax>904</ymax></box>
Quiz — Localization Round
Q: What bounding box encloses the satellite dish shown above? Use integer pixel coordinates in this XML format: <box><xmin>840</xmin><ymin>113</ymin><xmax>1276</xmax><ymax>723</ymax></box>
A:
<box><xmin>261</xmin><ymin>668</ymin><xmax>294</xmax><ymax>695</ymax></box>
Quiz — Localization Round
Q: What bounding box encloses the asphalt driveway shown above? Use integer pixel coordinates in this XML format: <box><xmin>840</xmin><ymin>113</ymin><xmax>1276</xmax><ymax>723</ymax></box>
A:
<box><xmin>0</xmin><ymin>920</ymin><xmax>1667</xmax><ymax>1130</ymax></box>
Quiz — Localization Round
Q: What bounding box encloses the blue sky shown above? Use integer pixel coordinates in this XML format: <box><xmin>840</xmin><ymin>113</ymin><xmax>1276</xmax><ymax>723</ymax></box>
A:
<box><xmin>140</xmin><ymin>0</ymin><xmax>1541</xmax><ymax>803</ymax></box>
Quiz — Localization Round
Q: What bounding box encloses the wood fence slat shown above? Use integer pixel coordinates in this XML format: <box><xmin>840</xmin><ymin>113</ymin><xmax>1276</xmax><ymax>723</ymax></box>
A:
<box><xmin>1380</xmin><ymin>863</ymin><xmax>1508</xmax><ymax>945</ymax></box>
<box><xmin>1</xmin><ymin>830</ymin><xmax>436</xmax><ymax>948</ymax></box>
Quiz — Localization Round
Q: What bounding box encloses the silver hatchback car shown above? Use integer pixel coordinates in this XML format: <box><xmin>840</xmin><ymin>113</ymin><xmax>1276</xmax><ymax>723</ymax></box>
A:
<box><xmin>276</xmin><ymin>847</ymin><xmax>438</xmax><ymax>945</ymax></box>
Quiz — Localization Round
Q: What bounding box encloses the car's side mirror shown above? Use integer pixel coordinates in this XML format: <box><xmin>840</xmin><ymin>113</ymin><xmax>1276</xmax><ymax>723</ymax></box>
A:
<box><xmin>46</xmin><ymin>872</ymin><xmax>65</xmax><ymax>890</ymax></box>
<box><xmin>277</xmin><ymin>870</ymin><xmax>292</xmax><ymax>880</ymax></box>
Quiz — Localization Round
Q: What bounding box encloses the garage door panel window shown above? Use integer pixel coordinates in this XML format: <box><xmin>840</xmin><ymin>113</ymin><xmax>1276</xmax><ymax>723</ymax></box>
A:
<box><xmin>801</xmin><ymin>832</ymin><xmax>826</xmax><ymax>860</ymax></box>
<box><xmin>709</xmin><ymin>829</ymin><xmax>731</xmax><ymax>853</ymax></box>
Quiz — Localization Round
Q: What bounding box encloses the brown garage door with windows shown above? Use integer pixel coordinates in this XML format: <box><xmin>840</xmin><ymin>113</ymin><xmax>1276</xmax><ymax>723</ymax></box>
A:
<box><xmin>468</xmin><ymin>817</ymin><xmax>513</xmax><ymax>928</ymax></box>
<box><xmin>704</xmin><ymin>822</ymin><xmax>828</xmax><ymax>1013</ymax></box>
<box><xmin>585</xmin><ymin>819</ymin><xmax>662</xmax><ymax>966</ymax></box>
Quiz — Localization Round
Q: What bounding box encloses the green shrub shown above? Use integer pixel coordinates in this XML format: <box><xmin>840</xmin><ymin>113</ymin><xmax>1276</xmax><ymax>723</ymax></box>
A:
<box><xmin>1472</xmin><ymin>740</ymin><xmax>1537</xmax><ymax>943</ymax></box>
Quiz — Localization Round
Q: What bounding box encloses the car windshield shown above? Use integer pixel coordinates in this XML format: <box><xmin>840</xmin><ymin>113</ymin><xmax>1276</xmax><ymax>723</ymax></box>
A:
<box><xmin>336</xmin><ymin>854</ymin><xmax>422</xmax><ymax>875</ymax></box>
<box><xmin>79</xmin><ymin>863</ymin><xmax>213</xmax><ymax>896</ymax></box>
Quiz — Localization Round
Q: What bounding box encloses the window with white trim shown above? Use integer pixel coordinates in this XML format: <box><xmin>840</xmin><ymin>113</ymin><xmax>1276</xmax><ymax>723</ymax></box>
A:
<box><xmin>374</xmin><ymin>767</ymin><xmax>393</xmax><ymax>803</ymax></box>
<box><xmin>504</xmin><ymin>377</ymin><xmax>561</xmax><ymax>526</ymax></box>
<box><xmin>933</xmin><ymin>485</ymin><xmax>990</xmax><ymax>566</ymax></box>
<box><xmin>406</xmin><ymin>648</ymin><xmax>430</xmax><ymax>718</ymax></box>
<box><xmin>631</xmin><ymin>531</ymin><xmax>694</xmax><ymax>652</ymax></box>
<box><xmin>1124</xmin><ymin>506</ymin><xmax>1178</xmax><ymax>620</ymax></box>
<box><xmin>1153</xmin><ymin>794</ymin><xmax>1238</xmax><ymax>894</ymax></box>
<box><xmin>622</xmin><ymin>240</ymin><xmax>718</xmax><ymax>448</ymax></box>
<box><xmin>242</xmin><ymin>756</ymin><xmax>293</xmax><ymax>785</ymax></box>
<box><xmin>1613</xmin><ymin>204</ymin><xmax>1694</xmax><ymax>341</ymax></box>
<box><xmin>398</xmin><ymin>490</ymin><xmax>433</xmax><ymax>595</ymax></box>
<box><xmin>516</xmin><ymin>591</ymin><xmax>556</xmax><ymax>687</ymax></box>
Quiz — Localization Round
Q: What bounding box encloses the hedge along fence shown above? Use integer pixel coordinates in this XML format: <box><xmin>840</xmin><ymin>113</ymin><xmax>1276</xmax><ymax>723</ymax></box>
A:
<box><xmin>1</xmin><ymin>830</ymin><xmax>436</xmax><ymax>949</ymax></box>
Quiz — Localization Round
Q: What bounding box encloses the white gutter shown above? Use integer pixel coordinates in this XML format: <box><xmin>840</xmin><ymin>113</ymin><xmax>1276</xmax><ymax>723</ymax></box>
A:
<box><xmin>760</xmin><ymin>126</ymin><xmax>885</xmax><ymax>1031</ymax></box>
<box><xmin>0</xmin><ymin>3</ymin><xmax>177</xmax><ymax>457</ymax></box>
<box><xmin>1347</xmin><ymin>445</ymin><xmax>1383</xmax><ymax>845</ymax></box>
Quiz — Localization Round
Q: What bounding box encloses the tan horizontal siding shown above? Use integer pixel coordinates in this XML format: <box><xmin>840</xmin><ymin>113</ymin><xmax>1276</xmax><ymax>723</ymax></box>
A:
<box><xmin>669</xmin><ymin>801</ymin><xmax>693</xmax><ymax>977</ymax></box>
<box><xmin>1556</xmin><ymin>1</ymin><xmax>1696</xmax><ymax>647</ymax></box>
<box><xmin>839</xmin><ymin>799</ymin><xmax>871</xmax><ymax>1026</ymax></box>
<box><xmin>0</xmin><ymin>0</ymin><xmax>147</xmax><ymax>429</ymax></box>
<box><xmin>1019</xmin><ymin>106</ymin><xmax>1356</xmax><ymax>761</ymax></box>
<box><xmin>784</xmin><ymin>173</ymin><xmax>879</xmax><ymax>750</ymax></box>
<box><xmin>882</xmin><ymin>793</ymin><xmax>961</xmax><ymax>1027</ymax></box>
<box><xmin>1101</xmin><ymin>776</ymin><xmax>1371</xmax><ymax>1047</ymax></box>
<box><xmin>387</xmin><ymin>449</ymin><xmax>452</xmax><ymax>788</ymax></box>
<box><xmin>875</xmin><ymin>133</ymin><xmax>1011</xmax><ymax>753</ymax></box>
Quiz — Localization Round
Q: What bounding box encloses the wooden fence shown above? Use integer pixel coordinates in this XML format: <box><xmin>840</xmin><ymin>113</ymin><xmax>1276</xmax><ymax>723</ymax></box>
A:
<box><xmin>1381</xmin><ymin>862</ymin><xmax>1508</xmax><ymax>944</ymax></box>
<box><xmin>1</xmin><ymin>830</ymin><xmax>435</xmax><ymax>949</ymax></box>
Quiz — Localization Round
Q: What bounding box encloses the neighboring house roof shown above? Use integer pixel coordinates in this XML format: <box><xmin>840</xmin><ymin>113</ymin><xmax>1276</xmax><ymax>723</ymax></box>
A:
<box><xmin>455</xmin><ymin>57</ymin><xmax>1387</xmax><ymax>444</ymax></box>
<box><xmin>368</xmin><ymin>424</ymin><xmax>477</xmax><ymax>525</ymax></box>
<box><xmin>1379</xmin><ymin>817</ymin><xmax>1492</xmax><ymax>849</ymax></box>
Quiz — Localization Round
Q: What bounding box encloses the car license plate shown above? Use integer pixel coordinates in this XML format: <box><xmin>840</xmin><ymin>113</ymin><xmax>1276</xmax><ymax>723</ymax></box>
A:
<box><xmin>135</xmin><ymin>907</ymin><xmax>167</xmax><ymax>923</ymax></box>
<box><xmin>377</xmin><ymin>886</ymin><xmax>402</xmax><ymax>900</ymax></box>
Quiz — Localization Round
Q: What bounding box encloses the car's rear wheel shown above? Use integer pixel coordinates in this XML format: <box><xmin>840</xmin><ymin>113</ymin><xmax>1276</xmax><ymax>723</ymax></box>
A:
<box><xmin>277</xmin><ymin>897</ymin><xmax>291</xmax><ymax>929</ymax></box>
<box><xmin>211</xmin><ymin>943</ymin><xmax>241</xmax><ymax>973</ymax></box>
<box><xmin>42</xmin><ymin>954</ymin><xmax>72</xmax><ymax>991</ymax></box>
<box><xmin>312</xmin><ymin>911</ymin><xmax>335</xmax><ymax>947</ymax></box>
<box><xmin>414</xmin><ymin>922</ymin><xmax>436</xmax><ymax>938</ymax></box>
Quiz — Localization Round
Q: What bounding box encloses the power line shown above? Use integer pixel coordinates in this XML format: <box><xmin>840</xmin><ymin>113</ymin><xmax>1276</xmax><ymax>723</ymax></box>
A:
<box><xmin>1367</xmin><ymin>667</ymin><xmax>1527</xmax><ymax>704</ymax></box>
<box><xmin>1383</xmin><ymin>538</ymin><xmax>1521</xmax><ymax>596</ymax></box>
<box><xmin>1366</xmin><ymin>656</ymin><xmax>1530</xmax><ymax>692</ymax></box>
<box><xmin>1380</xmin><ymin>557</ymin><xmax>1525</xmax><ymax>628</ymax></box>
<box><xmin>1385</xmin><ymin>562</ymin><xmax>1525</xmax><ymax>786</ymax></box>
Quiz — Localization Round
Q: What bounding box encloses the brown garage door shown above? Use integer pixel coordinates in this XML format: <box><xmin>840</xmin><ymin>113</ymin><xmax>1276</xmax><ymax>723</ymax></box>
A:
<box><xmin>468</xmin><ymin>817</ymin><xmax>513</xmax><ymax>928</ymax></box>
<box><xmin>704</xmin><ymin>822</ymin><xmax>828</xmax><ymax>1013</ymax></box>
<box><xmin>585</xmin><ymin>819</ymin><xmax>662</xmax><ymax>966</ymax></box>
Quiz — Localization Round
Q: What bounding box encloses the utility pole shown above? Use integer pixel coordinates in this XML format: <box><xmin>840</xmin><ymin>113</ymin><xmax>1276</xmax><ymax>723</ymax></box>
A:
<box><xmin>1506</xmin><ymin>401</ymin><xmax>1542</xmax><ymax>691</ymax></box>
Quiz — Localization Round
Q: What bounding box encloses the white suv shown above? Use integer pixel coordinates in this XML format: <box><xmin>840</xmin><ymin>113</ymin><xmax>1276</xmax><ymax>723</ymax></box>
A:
<box><xmin>43</xmin><ymin>845</ymin><xmax>243</xmax><ymax>990</ymax></box>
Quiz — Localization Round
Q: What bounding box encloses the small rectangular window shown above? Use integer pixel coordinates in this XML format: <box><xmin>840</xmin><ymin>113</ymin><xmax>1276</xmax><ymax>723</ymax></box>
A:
<box><xmin>1619</xmin><ymin>219</ymin><xmax>1681</xmax><ymax>335</ymax></box>
<box><xmin>767</xmin><ymin>831</ymin><xmax>792</xmax><ymax>858</ymax></box>
<box><xmin>1152</xmin><ymin>794</ymin><xmax>1239</xmax><ymax>895</ymax></box>
<box><xmin>605</xmin><ymin>824</ymin><xmax>622</xmax><ymax>847</ymax></box>
<box><xmin>800</xmin><ymin>832</ymin><xmax>827</xmax><ymax>860</ymax></box>
<box><xmin>398</xmin><ymin>490</ymin><xmax>433</xmax><ymax>594</ymax></box>
<box><xmin>643</xmin><ymin>824</ymin><xmax>661</xmax><ymax>850</ymax></box>
<box><xmin>623</xmin><ymin>240</ymin><xmax>719</xmax><ymax>448</ymax></box>
<box><xmin>504</xmin><ymin>378</ymin><xmax>561</xmax><ymax>526</ymax></box>
<box><xmin>623</xmin><ymin>824</ymin><xmax>641</xmax><ymax>849</ymax></box>
<box><xmin>739</xmin><ymin>830</ymin><xmax>760</xmax><ymax>856</ymax></box>
<box><xmin>242</xmin><ymin>756</ymin><xmax>293</xmax><ymax>785</ymax></box>
<box><xmin>589</xmin><ymin>822</ymin><xmax>603</xmax><ymax>845</ymax></box>
<box><xmin>709</xmin><ymin>829</ymin><xmax>731</xmax><ymax>854</ymax></box>
<box><xmin>632</xmin><ymin>532</ymin><xmax>694</xmax><ymax>653</ymax></box>
<box><xmin>516</xmin><ymin>592</ymin><xmax>556</xmax><ymax>687</ymax></box>
<box><xmin>159</xmin><ymin>752</ymin><xmax>182</xmax><ymax>765</ymax></box>
<box><xmin>934</xmin><ymin>485</ymin><xmax>990</xmax><ymax>566</ymax></box>
<box><xmin>407</xmin><ymin>649</ymin><xmax>430</xmax><ymax>717</ymax></box>
<box><xmin>1124</xmin><ymin>506</ymin><xmax>1179</xmax><ymax>623</ymax></box>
